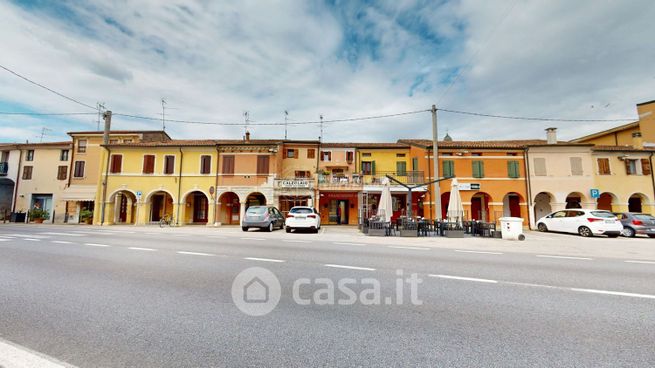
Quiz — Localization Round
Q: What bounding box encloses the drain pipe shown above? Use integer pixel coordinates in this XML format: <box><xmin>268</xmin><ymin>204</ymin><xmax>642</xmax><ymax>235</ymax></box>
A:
<box><xmin>650</xmin><ymin>152</ymin><xmax>655</xmax><ymax>214</ymax></box>
<box><xmin>524</xmin><ymin>147</ymin><xmax>533</xmax><ymax>229</ymax></box>
<box><xmin>11</xmin><ymin>145</ymin><xmax>23</xmax><ymax>214</ymax></box>
<box><xmin>176</xmin><ymin>147</ymin><xmax>184</xmax><ymax>226</ymax></box>
<box><xmin>213</xmin><ymin>144</ymin><xmax>220</xmax><ymax>225</ymax></box>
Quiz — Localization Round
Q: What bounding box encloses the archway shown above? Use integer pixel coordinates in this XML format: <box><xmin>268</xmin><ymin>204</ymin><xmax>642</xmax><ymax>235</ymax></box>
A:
<box><xmin>533</xmin><ymin>192</ymin><xmax>553</xmax><ymax>222</ymax></box>
<box><xmin>628</xmin><ymin>193</ymin><xmax>648</xmax><ymax>213</ymax></box>
<box><xmin>471</xmin><ymin>192</ymin><xmax>492</xmax><ymax>221</ymax></box>
<box><xmin>184</xmin><ymin>191</ymin><xmax>209</xmax><ymax>224</ymax></box>
<box><xmin>218</xmin><ymin>192</ymin><xmax>240</xmax><ymax>225</ymax></box>
<box><xmin>110</xmin><ymin>190</ymin><xmax>137</xmax><ymax>224</ymax></box>
<box><xmin>597</xmin><ymin>192</ymin><xmax>617</xmax><ymax>212</ymax></box>
<box><xmin>148</xmin><ymin>191</ymin><xmax>174</xmax><ymax>223</ymax></box>
<box><xmin>503</xmin><ymin>192</ymin><xmax>523</xmax><ymax>218</ymax></box>
<box><xmin>440</xmin><ymin>192</ymin><xmax>450</xmax><ymax>219</ymax></box>
<box><xmin>0</xmin><ymin>178</ymin><xmax>15</xmax><ymax>221</ymax></box>
<box><xmin>565</xmin><ymin>192</ymin><xmax>584</xmax><ymax>209</ymax></box>
<box><xmin>246</xmin><ymin>192</ymin><xmax>266</xmax><ymax>209</ymax></box>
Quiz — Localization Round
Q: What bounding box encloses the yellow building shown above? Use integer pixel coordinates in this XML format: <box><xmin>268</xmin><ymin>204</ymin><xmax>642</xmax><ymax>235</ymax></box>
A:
<box><xmin>276</xmin><ymin>141</ymin><xmax>320</xmax><ymax>214</ymax></box>
<box><xmin>572</xmin><ymin>99</ymin><xmax>655</xmax><ymax>146</ymax></box>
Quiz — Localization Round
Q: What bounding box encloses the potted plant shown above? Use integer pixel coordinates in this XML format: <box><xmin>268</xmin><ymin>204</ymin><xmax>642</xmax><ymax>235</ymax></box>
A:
<box><xmin>30</xmin><ymin>208</ymin><xmax>50</xmax><ymax>224</ymax></box>
<box><xmin>79</xmin><ymin>209</ymin><xmax>94</xmax><ymax>224</ymax></box>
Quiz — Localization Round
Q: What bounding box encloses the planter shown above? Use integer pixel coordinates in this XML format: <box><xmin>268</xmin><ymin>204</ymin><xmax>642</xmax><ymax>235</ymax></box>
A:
<box><xmin>33</xmin><ymin>218</ymin><xmax>44</xmax><ymax>224</ymax></box>
<box><xmin>368</xmin><ymin>228</ymin><xmax>387</xmax><ymax>237</ymax></box>
<box><xmin>84</xmin><ymin>218</ymin><xmax>93</xmax><ymax>225</ymax></box>
<box><xmin>445</xmin><ymin>230</ymin><xmax>465</xmax><ymax>238</ymax></box>
<box><xmin>400</xmin><ymin>229</ymin><xmax>418</xmax><ymax>237</ymax></box>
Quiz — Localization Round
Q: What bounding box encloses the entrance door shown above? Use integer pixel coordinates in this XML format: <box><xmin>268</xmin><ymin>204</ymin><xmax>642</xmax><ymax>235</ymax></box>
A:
<box><xmin>471</xmin><ymin>197</ymin><xmax>482</xmax><ymax>221</ymax></box>
<box><xmin>32</xmin><ymin>194</ymin><xmax>53</xmax><ymax>222</ymax></box>
<box><xmin>151</xmin><ymin>195</ymin><xmax>163</xmax><ymax>222</ymax></box>
<box><xmin>509</xmin><ymin>195</ymin><xmax>520</xmax><ymax>217</ymax></box>
<box><xmin>193</xmin><ymin>193</ymin><xmax>208</xmax><ymax>223</ymax></box>
<box><xmin>338</xmin><ymin>200</ymin><xmax>348</xmax><ymax>224</ymax></box>
<box><xmin>119</xmin><ymin>195</ymin><xmax>128</xmax><ymax>223</ymax></box>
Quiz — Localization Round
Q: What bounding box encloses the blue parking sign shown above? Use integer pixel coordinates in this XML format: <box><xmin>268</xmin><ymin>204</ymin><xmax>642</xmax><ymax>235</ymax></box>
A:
<box><xmin>590</xmin><ymin>189</ymin><xmax>600</xmax><ymax>199</ymax></box>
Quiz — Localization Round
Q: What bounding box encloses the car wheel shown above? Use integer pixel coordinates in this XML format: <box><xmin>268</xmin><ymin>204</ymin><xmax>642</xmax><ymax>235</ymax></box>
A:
<box><xmin>648</xmin><ymin>234</ymin><xmax>655</xmax><ymax>238</ymax></box>
<box><xmin>242</xmin><ymin>227</ymin><xmax>248</xmax><ymax>232</ymax></box>
<box><xmin>578</xmin><ymin>226</ymin><xmax>593</xmax><ymax>237</ymax></box>
<box><xmin>537</xmin><ymin>223</ymin><xmax>548</xmax><ymax>232</ymax></box>
<box><xmin>286</xmin><ymin>227</ymin><xmax>291</xmax><ymax>233</ymax></box>
<box><xmin>622</xmin><ymin>227</ymin><xmax>636</xmax><ymax>238</ymax></box>
<box><xmin>267</xmin><ymin>223</ymin><xmax>274</xmax><ymax>232</ymax></box>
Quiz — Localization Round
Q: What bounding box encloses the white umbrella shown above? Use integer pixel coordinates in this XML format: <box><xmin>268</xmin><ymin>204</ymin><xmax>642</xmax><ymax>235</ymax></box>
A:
<box><xmin>447</xmin><ymin>178</ymin><xmax>464</xmax><ymax>223</ymax></box>
<box><xmin>377</xmin><ymin>177</ymin><xmax>393</xmax><ymax>223</ymax></box>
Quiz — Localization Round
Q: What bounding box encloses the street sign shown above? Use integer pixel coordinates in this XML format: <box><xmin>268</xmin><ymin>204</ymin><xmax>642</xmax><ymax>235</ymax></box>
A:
<box><xmin>458</xmin><ymin>183</ymin><xmax>481</xmax><ymax>191</ymax></box>
<box><xmin>209</xmin><ymin>186</ymin><xmax>215</xmax><ymax>195</ymax></box>
<box><xmin>136</xmin><ymin>191</ymin><xmax>142</xmax><ymax>199</ymax></box>
<box><xmin>590</xmin><ymin>188</ymin><xmax>600</xmax><ymax>199</ymax></box>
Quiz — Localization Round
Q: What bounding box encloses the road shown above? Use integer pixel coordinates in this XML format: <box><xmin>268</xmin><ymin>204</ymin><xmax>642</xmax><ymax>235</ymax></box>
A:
<box><xmin>0</xmin><ymin>224</ymin><xmax>654</xmax><ymax>367</ymax></box>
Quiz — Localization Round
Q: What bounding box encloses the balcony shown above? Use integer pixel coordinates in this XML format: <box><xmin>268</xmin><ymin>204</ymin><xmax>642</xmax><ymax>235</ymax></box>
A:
<box><xmin>318</xmin><ymin>174</ymin><xmax>363</xmax><ymax>188</ymax></box>
<box><xmin>362</xmin><ymin>171</ymin><xmax>425</xmax><ymax>186</ymax></box>
<box><xmin>0</xmin><ymin>162</ymin><xmax>7</xmax><ymax>176</ymax></box>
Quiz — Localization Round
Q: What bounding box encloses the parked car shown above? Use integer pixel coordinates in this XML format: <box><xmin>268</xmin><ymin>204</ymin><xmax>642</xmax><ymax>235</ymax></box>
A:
<box><xmin>536</xmin><ymin>209</ymin><xmax>622</xmax><ymax>237</ymax></box>
<box><xmin>613</xmin><ymin>212</ymin><xmax>655</xmax><ymax>238</ymax></box>
<box><xmin>242</xmin><ymin>206</ymin><xmax>285</xmax><ymax>232</ymax></box>
<box><xmin>285</xmin><ymin>206</ymin><xmax>321</xmax><ymax>233</ymax></box>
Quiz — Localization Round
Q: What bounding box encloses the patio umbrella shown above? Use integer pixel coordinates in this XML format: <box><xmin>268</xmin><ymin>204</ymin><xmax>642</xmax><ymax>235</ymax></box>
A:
<box><xmin>377</xmin><ymin>177</ymin><xmax>393</xmax><ymax>223</ymax></box>
<box><xmin>447</xmin><ymin>178</ymin><xmax>464</xmax><ymax>223</ymax></box>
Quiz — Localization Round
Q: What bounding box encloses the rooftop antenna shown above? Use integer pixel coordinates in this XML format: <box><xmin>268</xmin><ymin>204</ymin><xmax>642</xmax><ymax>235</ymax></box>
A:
<box><xmin>284</xmin><ymin>110</ymin><xmax>289</xmax><ymax>140</ymax></box>
<box><xmin>319</xmin><ymin>114</ymin><xmax>324</xmax><ymax>143</ymax></box>
<box><xmin>243</xmin><ymin>111</ymin><xmax>250</xmax><ymax>136</ymax></box>
<box><xmin>37</xmin><ymin>127</ymin><xmax>52</xmax><ymax>142</ymax></box>
<box><xmin>161</xmin><ymin>98</ymin><xmax>167</xmax><ymax>131</ymax></box>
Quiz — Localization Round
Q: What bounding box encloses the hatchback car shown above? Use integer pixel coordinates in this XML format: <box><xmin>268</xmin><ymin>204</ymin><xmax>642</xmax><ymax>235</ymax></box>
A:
<box><xmin>536</xmin><ymin>209</ymin><xmax>622</xmax><ymax>237</ymax></box>
<box><xmin>242</xmin><ymin>206</ymin><xmax>285</xmax><ymax>232</ymax></box>
<box><xmin>613</xmin><ymin>212</ymin><xmax>655</xmax><ymax>238</ymax></box>
<box><xmin>285</xmin><ymin>206</ymin><xmax>321</xmax><ymax>233</ymax></box>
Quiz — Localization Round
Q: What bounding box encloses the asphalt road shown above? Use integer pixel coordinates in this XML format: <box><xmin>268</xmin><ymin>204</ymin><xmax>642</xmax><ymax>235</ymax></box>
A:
<box><xmin>0</xmin><ymin>224</ymin><xmax>654</xmax><ymax>367</ymax></box>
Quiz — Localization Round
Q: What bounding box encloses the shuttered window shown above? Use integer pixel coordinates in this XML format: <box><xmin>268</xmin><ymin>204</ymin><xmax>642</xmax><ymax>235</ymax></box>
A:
<box><xmin>570</xmin><ymin>157</ymin><xmax>583</xmax><ymax>176</ymax></box>
<box><xmin>22</xmin><ymin>166</ymin><xmax>33</xmax><ymax>180</ymax></box>
<box><xmin>307</xmin><ymin>149</ymin><xmax>315</xmax><ymax>159</ymax></box>
<box><xmin>443</xmin><ymin>160</ymin><xmax>454</xmax><ymax>178</ymax></box>
<box><xmin>57</xmin><ymin>165</ymin><xmax>67</xmax><ymax>180</ymax></box>
<box><xmin>533</xmin><ymin>158</ymin><xmax>547</xmax><ymax>176</ymax></box>
<box><xmin>361</xmin><ymin>161</ymin><xmax>372</xmax><ymax>175</ymax></box>
<box><xmin>597</xmin><ymin>158</ymin><xmax>611</xmax><ymax>175</ymax></box>
<box><xmin>346</xmin><ymin>151</ymin><xmax>354</xmax><ymax>163</ymax></box>
<box><xmin>164</xmin><ymin>155</ymin><xmax>175</xmax><ymax>175</ymax></box>
<box><xmin>142</xmin><ymin>155</ymin><xmax>155</xmax><ymax>174</ymax></box>
<box><xmin>472</xmin><ymin>161</ymin><xmax>484</xmax><ymax>178</ymax></box>
<box><xmin>642</xmin><ymin>159</ymin><xmax>651</xmax><ymax>176</ymax></box>
<box><xmin>200</xmin><ymin>155</ymin><xmax>211</xmax><ymax>174</ymax></box>
<box><xmin>625</xmin><ymin>159</ymin><xmax>638</xmax><ymax>175</ymax></box>
<box><xmin>412</xmin><ymin>157</ymin><xmax>419</xmax><ymax>171</ymax></box>
<box><xmin>257</xmin><ymin>155</ymin><xmax>270</xmax><ymax>174</ymax></box>
<box><xmin>222</xmin><ymin>155</ymin><xmax>235</xmax><ymax>175</ymax></box>
<box><xmin>73</xmin><ymin>161</ymin><xmax>85</xmax><ymax>178</ymax></box>
<box><xmin>110</xmin><ymin>155</ymin><xmax>122</xmax><ymax>174</ymax></box>
<box><xmin>396</xmin><ymin>161</ymin><xmax>407</xmax><ymax>176</ymax></box>
<box><xmin>507</xmin><ymin>160</ymin><xmax>520</xmax><ymax>178</ymax></box>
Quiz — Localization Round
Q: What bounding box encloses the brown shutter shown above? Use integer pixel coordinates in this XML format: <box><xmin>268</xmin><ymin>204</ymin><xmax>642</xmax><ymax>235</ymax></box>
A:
<box><xmin>110</xmin><ymin>155</ymin><xmax>122</xmax><ymax>173</ymax></box>
<box><xmin>257</xmin><ymin>155</ymin><xmax>270</xmax><ymax>174</ymax></box>
<box><xmin>57</xmin><ymin>166</ymin><xmax>67</xmax><ymax>180</ymax></box>
<box><xmin>143</xmin><ymin>155</ymin><xmax>155</xmax><ymax>174</ymax></box>
<box><xmin>164</xmin><ymin>156</ymin><xmax>175</xmax><ymax>174</ymax></box>
<box><xmin>222</xmin><ymin>155</ymin><xmax>235</xmax><ymax>175</ymax></box>
<box><xmin>642</xmin><ymin>159</ymin><xmax>651</xmax><ymax>175</ymax></box>
<box><xmin>294</xmin><ymin>149</ymin><xmax>299</xmax><ymax>159</ymax></box>
<box><xmin>200</xmin><ymin>155</ymin><xmax>211</xmax><ymax>174</ymax></box>
<box><xmin>625</xmin><ymin>159</ymin><xmax>632</xmax><ymax>175</ymax></box>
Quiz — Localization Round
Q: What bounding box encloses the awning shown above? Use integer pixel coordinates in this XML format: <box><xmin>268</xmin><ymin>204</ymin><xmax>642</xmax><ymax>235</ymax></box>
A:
<box><xmin>61</xmin><ymin>185</ymin><xmax>97</xmax><ymax>201</ymax></box>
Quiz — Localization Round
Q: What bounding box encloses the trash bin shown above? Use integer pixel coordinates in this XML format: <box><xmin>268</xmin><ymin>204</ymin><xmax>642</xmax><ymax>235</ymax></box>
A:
<box><xmin>499</xmin><ymin>217</ymin><xmax>525</xmax><ymax>241</ymax></box>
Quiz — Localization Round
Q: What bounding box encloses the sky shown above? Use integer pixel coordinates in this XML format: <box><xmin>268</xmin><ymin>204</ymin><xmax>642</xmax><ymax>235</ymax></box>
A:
<box><xmin>0</xmin><ymin>0</ymin><xmax>654</xmax><ymax>143</ymax></box>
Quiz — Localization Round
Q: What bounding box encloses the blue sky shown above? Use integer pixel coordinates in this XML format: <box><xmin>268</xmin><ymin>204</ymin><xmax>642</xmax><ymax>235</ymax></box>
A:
<box><xmin>1</xmin><ymin>0</ymin><xmax>654</xmax><ymax>143</ymax></box>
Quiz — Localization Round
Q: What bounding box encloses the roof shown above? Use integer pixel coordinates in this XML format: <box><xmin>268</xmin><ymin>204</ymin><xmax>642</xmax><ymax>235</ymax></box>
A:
<box><xmin>68</xmin><ymin>130</ymin><xmax>170</xmax><ymax>136</ymax></box>
<box><xmin>398</xmin><ymin>139</ymin><xmax>547</xmax><ymax>149</ymax></box>
<box><xmin>322</xmin><ymin>142</ymin><xmax>409</xmax><ymax>149</ymax></box>
<box><xmin>105</xmin><ymin>139</ymin><xmax>285</xmax><ymax>147</ymax></box>
<box><xmin>570</xmin><ymin>121</ymin><xmax>640</xmax><ymax>143</ymax></box>
<box><xmin>17</xmin><ymin>141</ymin><xmax>72</xmax><ymax>148</ymax></box>
<box><xmin>637</xmin><ymin>99</ymin><xmax>655</xmax><ymax>106</ymax></box>
<box><xmin>591</xmin><ymin>145</ymin><xmax>655</xmax><ymax>152</ymax></box>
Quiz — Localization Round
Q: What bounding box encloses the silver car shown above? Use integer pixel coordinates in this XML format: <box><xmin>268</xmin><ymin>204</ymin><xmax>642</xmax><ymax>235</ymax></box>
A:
<box><xmin>242</xmin><ymin>206</ymin><xmax>285</xmax><ymax>232</ymax></box>
<box><xmin>613</xmin><ymin>212</ymin><xmax>655</xmax><ymax>238</ymax></box>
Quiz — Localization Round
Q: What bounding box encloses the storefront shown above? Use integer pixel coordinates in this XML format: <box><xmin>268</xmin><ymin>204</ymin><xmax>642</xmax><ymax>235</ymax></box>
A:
<box><xmin>275</xmin><ymin>178</ymin><xmax>315</xmax><ymax>215</ymax></box>
<box><xmin>318</xmin><ymin>191</ymin><xmax>358</xmax><ymax>225</ymax></box>
<box><xmin>361</xmin><ymin>190</ymin><xmax>425</xmax><ymax>221</ymax></box>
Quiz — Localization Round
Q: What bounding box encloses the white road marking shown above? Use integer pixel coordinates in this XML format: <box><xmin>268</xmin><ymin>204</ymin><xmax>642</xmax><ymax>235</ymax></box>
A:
<box><xmin>0</xmin><ymin>337</ymin><xmax>76</xmax><ymax>368</ymax></box>
<box><xmin>244</xmin><ymin>257</ymin><xmax>286</xmax><ymax>263</ymax></box>
<box><xmin>40</xmin><ymin>232</ymin><xmax>84</xmax><ymax>237</ymax></box>
<box><xmin>625</xmin><ymin>260</ymin><xmax>655</xmax><ymax>265</ymax></box>
<box><xmin>283</xmin><ymin>240</ymin><xmax>311</xmax><ymax>243</ymax></box>
<box><xmin>241</xmin><ymin>237</ymin><xmax>266</xmax><ymax>241</ymax></box>
<box><xmin>455</xmin><ymin>250</ymin><xmax>503</xmax><ymax>255</ymax></box>
<box><xmin>570</xmin><ymin>288</ymin><xmax>655</xmax><ymax>300</ymax></box>
<box><xmin>51</xmin><ymin>240</ymin><xmax>73</xmax><ymax>244</ymax></box>
<box><xmin>0</xmin><ymin>238</ymin><xmax>10</xmax><ymax>242</ymax></box>
<box><xmin>128</xmin><ymin>247</ymin><xmax>156</xmax><ymax>251</ymax></box>
<box><xmin>536</xmin><ymin>255</ymin><xmax>592</xmax><ymax>260</ymax></box>
<box><xmin>388</xmin><ymin>245</ymin><xmax>430</xmax><ymax>250</ymax></box>
<box><xmin>324</xmin><ymin>264</ymin><xmax>376</xmax><ymax>271</ymax></box>
<box><xmin>4</xmin><ymin>234</ymin><xmax>48</xmax><ymax>239</ymax></box>
<box><xmin>177</xmin><ymin>251</ymin><xmax>215</xmax><ymax>256</ymax></box>
<box><xmin>429</xmin><ymin>274</ymin><xmax>498</xmax><ymax>284</ymax></box>
<box><xmin>333</xmin><ymin>242</ymin><xmax>365</xmax><ymax>246</ymax></box>
<box><xmin>84</xmin><ymin>243</ymin><xmax>110</xmax><ymax>247</ymax></box>
<box><xmin>24</xmin><ymin>238</ymin><xmax>41</xmax><ymax>242</ymax></box>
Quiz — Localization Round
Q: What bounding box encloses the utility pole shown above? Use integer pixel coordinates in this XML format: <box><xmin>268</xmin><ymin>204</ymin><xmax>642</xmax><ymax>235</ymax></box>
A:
<box><xmin>161</xmin><ymin>98</ymin><xmax>167</xmax><ymax>131</ymax></box>
<box><xmin>284</xmin><ymin>110</ymin><xmax>289</xmax><ymax>140</ymax></box>
<box><xmin>431</xmin><ymin>105</ymin><xmax>442</xmax><ymax>220</ymax></box>
<box><xmin>38</xmin><ymin>127</ymin><xmax>51</xmax><ymax>142</ymax></box>
<box><xmin>243</xmin><ymin>111</ymin><xmax>250</xmax><ymax>136</ymax></box>
<box><xmin>100</xmin><ymin>110</ymin><xmax>112</xmax><ymax>226</ymax></box>
<box><xmin>319</xmin><ymin>114</ymin><xmax>324</xmax><ymax>143</ymax></box>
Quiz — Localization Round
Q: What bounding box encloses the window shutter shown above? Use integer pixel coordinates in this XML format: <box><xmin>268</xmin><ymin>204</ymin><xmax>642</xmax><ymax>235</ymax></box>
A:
<box><xmin>473</xmin><ymin>161</ymin><xmax>484</xmax><ymax>178</ymax></box>
<box><xmin>396</xmin><ymin>161</ymin><xmax>407</xmax><ymax>175</ymax></box>
<box><xmin>164</xmin><ymin>156</ymin><xmax>175</xmax><ymax>174</ymax></box>
<box><xmin>257</xmin><ymin>155</ymin><xmax>270</xmax><ymax>174</ymax></box>
<box><xmin>143</xmin><ymin>155</ymin><xmax>155</xmax><ymax>174</ymax></box>
<box><xmin>222</xmin><ymin>155</ymin><xmax>235</xmax><ymax>175</ymax></box>
<box><xmin>371</xmin><ymin>161</ymin><xmax>376</xmax><ymax>175</ymax></box>
<box><xmin>570</xmin><ymin>157</ymin><xmax>583</xmax><ymax>176</ymax></box>
<box><xmin>412</xmin><ymin>157</ymin><xmax>419</xmax><ymax>171</ymax></box>
<box><xmin>625</xmin><ymin>159</ymin><xmax>632</xmax><ymax>175</ymax></box>
<box><xmin>597</xmin><ymin>158</ymin><xmax>610</xmax><ymax>175</ymax></box>
<box><xmin>533</xmin><ymin>158</ymin><xmax>547</xmax><ymax>176</ymax></box>
<box><xmin>507</xmin><ymin>160</ymin><xmax>519</xmax><ymax>178</ymax></box>
<box><xmin>57</xmin><ymin>166</ymin><xmax>67</xmax><ymax>180</ymax></box>
<box><xmin>111</xmin><ymin>155</ymin><xmax>122</xmax><ymax>174</ymax></box>
<box><xmin>443</xmin><ymin>160</ymin><xmax>453</xmax><ymax>178</ymax></box>
<box><xmin>642</xmin><ymin>159</ymin><xmax>651</xmax><ymax>175</ymax></box>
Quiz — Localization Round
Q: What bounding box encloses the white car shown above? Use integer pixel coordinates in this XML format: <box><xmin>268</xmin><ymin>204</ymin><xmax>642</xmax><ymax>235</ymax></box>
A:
<box><xmin>536</xmin><ymin>209</ymin><xmax>622</xmax><ymax>237</ymax></box>
<box><xmin>285</xmin><ymin>206</ymin><xmax>321</xmax><ymax>233</ymax></box>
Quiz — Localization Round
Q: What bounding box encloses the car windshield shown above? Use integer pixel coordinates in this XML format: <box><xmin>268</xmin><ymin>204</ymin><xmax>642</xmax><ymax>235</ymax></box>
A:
<box><xmin>634</xmin><ymin>214</ymin><xmax>655</xmax><ymax>221</ymax></box>
<box><xmin>590</xmin><ymin>211</ymin><xmax>616</xmax><ymax>218</ymax></box>
<box><xmin>290</xmin><ymin>208</ymin><xmax>313</xmax><ymax>214</ymax></box>
<box><xmin>246</xmin><ymin>207</ymin><xmax>267</xmax><ymax>214</ymax></box>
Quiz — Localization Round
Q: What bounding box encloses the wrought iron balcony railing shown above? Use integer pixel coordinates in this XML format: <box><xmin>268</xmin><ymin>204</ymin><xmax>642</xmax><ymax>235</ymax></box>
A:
<box><xmin>0</xmin><ymin>162</ymin><xmax>8</xmax><ymax>176</ymax></box>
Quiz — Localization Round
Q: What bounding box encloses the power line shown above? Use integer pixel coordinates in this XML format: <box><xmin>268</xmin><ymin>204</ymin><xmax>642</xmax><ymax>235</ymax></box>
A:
<box><xmin>0</xmin><ymin>63</ymin><xmax>98</xmax><ymax>111</ymax></box>
<box><xmin>0</xmin><ymin>111</ymin><xmax>96</xmax><ymax>116</ymax></box>
<box><xmin>437</xmin><ymin>108</ymin><xmax>635</xmax><ymax>122</ymax></box>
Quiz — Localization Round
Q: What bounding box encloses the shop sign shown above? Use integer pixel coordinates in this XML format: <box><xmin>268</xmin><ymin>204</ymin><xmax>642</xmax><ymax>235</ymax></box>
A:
<box><xmin>458</xmin><ymin>183</ymin><xmax>480</xmax><ymax>191</ymax></box>
<box><xmin>278</xmin><ymin>179</ymin><xmax>310</xmax><ymax>188</ymax></box>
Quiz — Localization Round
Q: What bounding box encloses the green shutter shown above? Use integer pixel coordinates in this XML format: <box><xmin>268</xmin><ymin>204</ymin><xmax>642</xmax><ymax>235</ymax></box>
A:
<box><xmin>371</xmin><ymin>161</ymin><xmax>376</xmax><ymax>175</ymax></box>
<box><xmin>412</xmin><ymin>157</ymin><xmax>419</xmax><ymax>171</ymax></box>
<box><xmin>508</xmin><ymin>160</ymin><xmax>519</xmax><ymax>178</ymax></box>
<box><xmin>443</xmin><ymin>160</ymin><xmax>454</xmax><ymax>178</ymax></box>
<box><xmin>473</xmin><ymin>161</ymin><xmax>484</xmax><ymax>178</ymax></box>
<box><xmin>396</xmin><ymin>161</ymin><xmax>407</xmax><ymax>175</ymax></box>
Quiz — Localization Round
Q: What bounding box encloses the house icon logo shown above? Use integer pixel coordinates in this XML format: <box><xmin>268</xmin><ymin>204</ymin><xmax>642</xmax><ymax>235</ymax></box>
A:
<box><xmin>232</xmin><ymin>267</ymin><xmax>281</xmax><ymax>316</ymax></box>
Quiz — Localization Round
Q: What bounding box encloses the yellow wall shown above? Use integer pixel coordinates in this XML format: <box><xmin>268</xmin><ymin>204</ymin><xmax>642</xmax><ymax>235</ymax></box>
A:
<box><xmin>281</xmin><ymin>144</ymin><xmax>318</xmax><ymax>178</ymax></box>
<box><xmin>638</xmin><ymin>101</ymin><xmax>655</xmax><ymax>145</ymax></box>
<box><xmin>577</xmin><ymin>127</ymin><xmax>640</xmax><ymax>146</ymax></box>
<box><xmin>592</xmin><ymin>151</ymin><xmax>654</xmax><ymax>214</ymax></box>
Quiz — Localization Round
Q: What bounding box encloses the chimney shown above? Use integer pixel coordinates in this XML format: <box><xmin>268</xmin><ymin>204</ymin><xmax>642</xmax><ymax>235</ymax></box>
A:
<box><xmin>244</xmin><ymin>130</ymin><xmax>251</xmax><ymax>143</ymax></box>
<box><xmin>632</xmin><ymin>131</ymin><xmax>643</xmax><ymax>148</ymax></box>
<box><xmin>545</xmin><ymin>127</ymin><xmax>557</xmax><ymax>144</ymax></box>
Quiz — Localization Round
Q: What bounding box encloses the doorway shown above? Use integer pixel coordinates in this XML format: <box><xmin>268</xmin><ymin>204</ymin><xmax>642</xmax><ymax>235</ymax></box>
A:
<box><xmin>192</xmin><ymin>193</ymin><xmax>208</xmax><ymax>223</ymax></box>
<box><xmin>330</xmin><ymin>200</ymin><xmax>349</xmax><ymax>225</ymax></box>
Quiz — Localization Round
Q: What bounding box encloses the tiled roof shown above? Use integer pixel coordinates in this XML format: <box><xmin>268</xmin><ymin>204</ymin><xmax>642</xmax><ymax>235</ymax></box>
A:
<box><xmin>398</xmin><ymin>139</ymin><xmax>547</xmax><ymax>149</ymax></box>
<box><xmin>68</xmin><ymin>130</ymin><xmax>169</xmax><ymax>136</ymax></box>
<box><xmin>322</xmin><ymin>142</ymin><xmax>409</xmax><ymax>149</ymax></box>
<box><xmin>17</xmin><ymin>141</ymin><xmax>72</xmax><ymax>148</ymax></box>
<box><xmin>570</xmin><ymin>121</ymin><xmax>639</xmax><ymax>143</ymax></box>
<box><xmin>107</xmin><ymin>139</ymin><xmax>284</xmax><ymax>147</ymax></box>
<box><xmin>592</xmin><ymin>145</ymin><xmax>655</xmax><ymax>152</ymax></box>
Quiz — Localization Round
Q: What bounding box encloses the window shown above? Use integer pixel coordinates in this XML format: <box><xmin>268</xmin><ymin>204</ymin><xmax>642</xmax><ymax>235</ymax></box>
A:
<box><xmin>396</xmin><ymin>153</ymin><xmax>406</xmax><ymax>158</ymax></box>
<box><xmin>471</xmin><ymin>153</ymin><xmax>482</xmax><ymax>156</ymax></box>
<box><xmin>346</xmin><ymin>151</ymin><xmax>354</xmax><ymax>163</ymax></box>
<box><xmin>412</xmin><ymin>157</ymin><xmax>419</xmax><ymax>171</ymax></box>
<box><xmin>295</xmin><ymin>170</ymin><xmax>310</xmax><ymax>178</ymax></box>
<box><xmin>597</xmin><ymin>158</ymin><xmax>611</xmax><ymax>175</ymax></box>
<box><xmin>642</xmin><ymin>159</ymin><xmax>651</xmax><ymax>176</ymax></box>
<box><xmin>396</xmin><ymin>161</ymin><xmax>407</xmax><ymax>175</ymax></box>
<box><xmin>26</xmin><ymin>150</ymin><xmax>34</xmax><ymax>161</ymax></box>
<box><xmin>625</xmin><ymin>159</ymin><xmax>639</xmax><ymax>175</ymax></box>
<box><xmin>321</xmin><ymin>151</ymin><xmax>332</xmax><ymax>162</ymax></box>
<box><xmin>164</xmin><ymin>155</ymin><xmax>175</xmax><ymax>175</ymax></box>
<box><xmin>307</xmin><ymin>149</ymin><xmax>315</xmax><ymax>159</ymax></box>
<box><xmin>222</xmin><ymin>155</ymin><xmax>235</xmax><ymax>175</ymax></box>
<box><xmin>507</xmin><ymin>152</ymin><xmax>517</xmax><ymax>156</ymax></box>
<box><xmin>57</xmin><ymin>165</ymin><xmax>68</xmax><ymax>180</ymax></box>
<box><xmin>22</xmin><ymin>165</ymin><xmax>33</xmax><ymax>180</ymax></box>
<box><xmin>443</xmin><ymin>160</ymin><xmax>454</xmax><ymax>178</ymax></box>
<box><xmin>472</xmin><ymin>161</ymin><xmax>484</xmax><ymax>178</ymax></box>
<box><xmin>362</xmin><ymin>153</ymin><xmax>372</xmax><ymax>157</ymax></box>
<box><xmin>362</xmin><ymin>161</ymin><xmax>374</xmax><ymax>175</ymax></box>
<box><xmin>200</xmin><ymin>155</ymin><xmax>212</xmax><ymax>174</ymax></box>
<box><xmin>286</xmin><ymin>149</ymin><xmax>296</xmax><ymax>159</ymax></box>
<box><xmin>256</xmin><ymin>155</ymin><xmax>270</xmax><ymax>174</ymax></box>
<box><xmin>77</xmin><ymin>139</ymin><xmax>87</xmax><ymax>153</ymax></box>
<box><xmin>123</xmin><ymin>139</ymin><xmax>133</xmax><ymax>143</ymax></box>
<box><xmin>142</xmin><ymin>155</ymin><xmax>155</xmax><ymax>174</ymax></box>
<box><xmin>533</xmin><ymin>158</ymin><xmax>547</xmax><ymax>176</ymax></box>
<box><xmin>507</xmin><ymin>160</ymin><xmax>520</xmax><ymax>178</ymax></box>
<box><xmin>110</xmin><ymin>155</ymin><xmax>122</xmax><ymax>173</ymax></box>
<box><xmin>109</xmin><ymin>139</ymin><xmax>119</xmax><ymax>144</ymax></box>
<box><xmin>60</xmin><ymin>149</ymin><xmax>69</xmax><ymax>161</ymax></box>
<box><xmin>570</xmin><ymin>157</ymin><xmax>583</xmax><ymax>176</ymax></box>
<box><xmin>73</xmin><ymin>161</ymin><xmax>85</xmax><ymax>178</ymax></box>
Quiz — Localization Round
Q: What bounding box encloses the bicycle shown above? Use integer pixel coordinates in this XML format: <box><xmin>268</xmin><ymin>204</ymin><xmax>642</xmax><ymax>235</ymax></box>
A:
<box><xmin>159</xmin><ymin>214</ymin><xmax>174</xmax><ymax>228</ymax></box>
